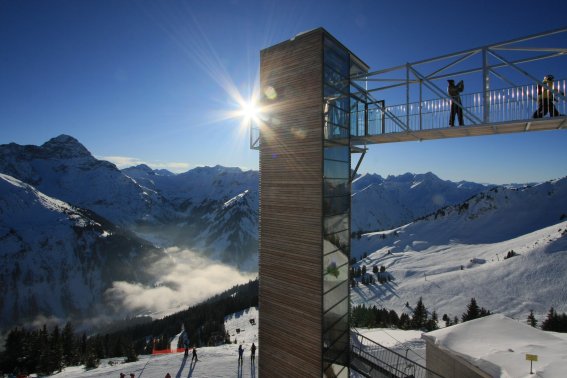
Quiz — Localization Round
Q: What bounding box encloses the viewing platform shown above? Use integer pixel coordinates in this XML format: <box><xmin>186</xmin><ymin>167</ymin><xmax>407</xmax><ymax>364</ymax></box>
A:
<box><xmin>250</xmin><ymin>27</ymin><xmax>567</xmax><ymax>150</ymax></box>
<box><xmin>350</xmin><ymin>80</ymin><xmax>567</xmax><ymax>145</ymax></box>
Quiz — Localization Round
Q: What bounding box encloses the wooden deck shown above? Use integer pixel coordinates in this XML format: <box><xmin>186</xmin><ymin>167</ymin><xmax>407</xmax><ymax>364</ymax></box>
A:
<box><xmin>351</xmin><ymin>116</ymin><xmax>567</xmax><ymax>145</ymax></box>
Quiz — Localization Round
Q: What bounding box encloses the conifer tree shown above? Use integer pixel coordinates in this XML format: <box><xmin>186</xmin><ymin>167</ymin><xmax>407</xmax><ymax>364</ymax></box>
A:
<box><xmin>124</xmin><ymin>343</ymin><xmax>138</xmax><ymax>362</ymax></box>
<box><xmin>542</xmin><ymin>307</ymin><xmax>558</xmax><ymax>331</ymax></box>
<box><xmin>48</xmin><ymin>325</ymin><xmax>64</xmax><ymax>373</ymax></box>
<box><xmin>411</xmin><ymin>297</ymin><xmax>428</xmax><ymax>329</ymax></box>
<box><xmin>461</xmin><ymin>298</ymin><xmax>480</xmax><ymax>322</ymax></box>
<box><xmin>527</xmin><ymin>310</ymin><xmax>538</xmax><ymax>328</ymax></box>
<box><xmin>426</xmin><ymin>311</ymin><xmax>439</xmax><ymax>331</ymax></box>
<box><xmin>399</xmin><ymin>313</ymin><xmax>411</xmax><ymax>330</ymax></box>
<box><xmin>62</xmin><ymin>322</ymin><xmax>78</xmax><ymax>366</ymax></box>
<box><xmin>84</xmin><ymin>344</ymin><xmax>99</xmax><ymax>370</ymax></box>
<box><xmin>37</xmin><ymin>325</ymin><xmax>51</xmax><ymax>375</ymax></box>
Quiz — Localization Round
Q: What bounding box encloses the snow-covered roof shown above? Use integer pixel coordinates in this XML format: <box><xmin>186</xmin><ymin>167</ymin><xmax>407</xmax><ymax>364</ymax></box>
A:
<box><xmin>422</xmin><ymin>314</ymin><xmax>567</xmax><ymax>377</ymax></box>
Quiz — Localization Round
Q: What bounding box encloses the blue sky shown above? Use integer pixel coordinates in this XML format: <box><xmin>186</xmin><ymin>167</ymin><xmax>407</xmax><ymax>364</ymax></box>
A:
<box><xmin>1</xmin><ymin>0</ymin><xmax>566</xmax><ymax>184</ymax></box>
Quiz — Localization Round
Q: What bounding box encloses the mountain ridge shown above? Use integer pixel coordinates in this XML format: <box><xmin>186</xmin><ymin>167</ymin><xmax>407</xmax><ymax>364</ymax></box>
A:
<box><xmin>1</xmin><ymin>134</ymin><xmax>564</xmax><ymax>333</ymax></box>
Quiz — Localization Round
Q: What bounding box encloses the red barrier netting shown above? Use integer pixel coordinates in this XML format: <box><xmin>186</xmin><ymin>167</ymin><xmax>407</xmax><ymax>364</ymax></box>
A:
<box><xmin>152</xmin><ymin>347</ymin><xmax>185</xmax><ymax>355</ymax></box>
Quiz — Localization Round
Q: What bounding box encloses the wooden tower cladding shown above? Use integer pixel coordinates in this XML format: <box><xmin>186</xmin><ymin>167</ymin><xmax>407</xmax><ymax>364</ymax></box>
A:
<box><xmin>258</xmin><ymin>29</ymin><xmax>324</xmax><ymax>376</ymax></box>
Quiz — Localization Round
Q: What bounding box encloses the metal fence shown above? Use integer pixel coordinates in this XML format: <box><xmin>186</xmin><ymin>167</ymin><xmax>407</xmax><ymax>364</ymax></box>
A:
<box><xmin>351</xmin><ymin>330</ymin><xmax>443</xmax><ymax>378</ymax></box>
<box><xmin>352</xmin><ymin>80</ymin><xmax>566</xmax><ymax>136</ymax></box>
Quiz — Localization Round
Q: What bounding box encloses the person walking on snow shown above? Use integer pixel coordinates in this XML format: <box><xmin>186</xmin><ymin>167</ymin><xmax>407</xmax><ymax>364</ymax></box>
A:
<box><xmin>192</xmin><ymin>346</ymin><xmax>199</xmax><ymax>362</ymax></box>
<box><xmin>182</xmin><ymin>331</ymin><xmax>190</xmax><ymax>357</ymax></box>
<box><xmin>238</xmin><ymin>344</ymin><xmax>244</xmax><ymax>364</ymax></box>
<box><xmin>250</xmin><ymin>343</ymin><xmax>256</xmax><ymax>363</ymax></box>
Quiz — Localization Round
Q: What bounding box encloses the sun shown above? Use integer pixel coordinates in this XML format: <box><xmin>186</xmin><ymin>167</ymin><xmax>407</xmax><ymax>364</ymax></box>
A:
<box><xmin>238</xmin><ymin>98</ymin><xmax>260</xmax><ymax>122</ymax></box>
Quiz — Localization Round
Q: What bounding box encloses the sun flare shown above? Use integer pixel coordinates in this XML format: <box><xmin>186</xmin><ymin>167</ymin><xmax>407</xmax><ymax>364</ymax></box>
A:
<box><xmin>237</xmin><ymin>96</ymin><xmax>262</xmax><ymax>124</ymax></box>
<box><xmin>239</xmin><ymin>99</ymin><xmax>259</xmax><ymax>121</ymax></box>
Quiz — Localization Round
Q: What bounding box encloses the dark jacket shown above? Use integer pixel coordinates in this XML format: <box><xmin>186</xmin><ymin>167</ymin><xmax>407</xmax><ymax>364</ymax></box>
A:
<box><xmin>448</xmin><ymin>80</ymin><xmax>464</xmax><ymax>100</ymax></box>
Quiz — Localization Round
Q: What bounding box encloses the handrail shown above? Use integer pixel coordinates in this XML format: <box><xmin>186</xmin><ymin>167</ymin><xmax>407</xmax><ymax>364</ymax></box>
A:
<box><xmin>351</xmin><ymin>329</ymin><xmax>444</xmax><ymax>378</ymax></box>
<box><xmin>351</xmin><ymin>80</ymin><xmax>566</xmax><ymax>136</ymax></box>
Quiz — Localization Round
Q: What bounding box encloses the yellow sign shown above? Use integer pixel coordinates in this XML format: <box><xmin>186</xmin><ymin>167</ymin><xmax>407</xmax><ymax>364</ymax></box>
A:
<box><xmin>526</xmin><ymin>354</ymin><xmax>538</xmax><ymax>362</ymax></box>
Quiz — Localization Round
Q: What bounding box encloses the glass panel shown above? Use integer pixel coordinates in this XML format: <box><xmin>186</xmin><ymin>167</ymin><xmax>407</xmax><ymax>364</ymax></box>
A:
<box><xmin>326</xmin><ymin>95</ymin><xmax>349</xmax><ymax>113</ymax></box>
<box><xmin>324</xmin><ymin>66</ymin><xmax>348</xmax><ymax>92</ymax></box>
<box><xmin>324</xmin><ymin>213</ymin><xmax>348</xmax><ymax>235</ymax></box>
<box><xmin>351</xmin><ymin>59</ymin><xmax>367</xmax><ymax>76</ymax></box>
<box><xmin>324</xmin><ymin>334</ymin><xmax>349</xmax><ymax>365</ymax></box>
<box><xmin>324</xmin><ymin>178</ymin><xmax>349</xmax><ymax>197</ymax></box>
<box><xmin>324</xmin><ymin>145</ymin><xmax>349</xmax><ymax>162</ymax></box>
<box><xmin>324</xmin><ymin>38</ymin><xmax>348</xmax><ymax>76</ymax></box>
<box><xmin>350</xmin><ymin>97</ymin><xmax>366</xmax><ymax>137</ymax></box>
<box><xmin>324</xmin><ymin>160</ymin><xmax>349</xmax><ymax>179</ymax></box>
<box><xmin>324</xmin><ymin>317</ymin><xmax>349</xmax><ymax>345</ymax></box>
<box><xmin>324</xmin><ymin>259</ymin><xmax>348</xmax><ymax>284</ymax></box>
<box><xmin>324</xmin><ymin>35</ymin><xmax>350</xmax><ymax>378</ymax></box>
<box><xmin>324</xmin><ymin>123</ymin><xmax>349</xmax><ymax>140</ymax></box>
<box><xmin>323</xmin><ymin>282</ymin><xmax>348</xmax><ymax>312</ymax></box>
<box><xmin>323</xmin><ymin>311</ymin><xmax>349</xmax><ymax>365</ymax></box>
<box><xmin>323</xmin><ymin>363</ymin><xmax>348</xmax><ymax>378</ymax></box>
<box><xmin>323</xmin><ymin>238</ymin><xmax>342</xmax><ymax>255</ymax></box>
<box><xmin>323</xmin><ymin>195</ymin><xmax>350</xmax><ymax>216</ymax></box>
<box><xmin>324</xmin><ymin>229</ymin><xmax>350</xmax><ymax>251</ymax></box>
<box><xmin>328</xmin><ymin>105</ymin><xmax>349</xmax><ymax>128</ymax></box>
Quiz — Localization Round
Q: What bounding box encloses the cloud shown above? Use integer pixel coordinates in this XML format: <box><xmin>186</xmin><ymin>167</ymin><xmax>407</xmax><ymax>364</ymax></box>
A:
<box><xmin>98</xmin><ymin>155</ymin><xmax>193</xmax><ymax>173</ymax></box>
<box><xmin>105</xmin><ymin>247</ymin><xmax>256</xmax><ymax>317</ymax></box>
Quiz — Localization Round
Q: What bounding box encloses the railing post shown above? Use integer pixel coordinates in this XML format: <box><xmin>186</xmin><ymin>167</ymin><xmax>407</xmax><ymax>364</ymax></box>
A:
<box><xmin>406</xmin><ymin>63</ymin><xmax>410</xmax><ymax>130</ymax></box>
<box><xmin>419</xmin><ymin>79</ymin><xmax>423</xmax><ymax>130</ymax></box>
<box><xmin>483</xmin><ymin>48</ymin><xmax>490</xmax><ymax>123</ymax></box>
<box><xmin>364</xmin><ymin>102</ymin><xmax>369</xmax><ymax>136</ymax></box>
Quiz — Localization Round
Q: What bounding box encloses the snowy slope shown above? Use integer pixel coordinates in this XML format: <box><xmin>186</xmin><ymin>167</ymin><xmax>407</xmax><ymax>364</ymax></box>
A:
<box><xmin>423</xmin><ymin>314</ymin><xmax>567</xmax><ymax>377</ymax></box>
<box><xmin>0</xmin><ymin>173</ymin><xmax>166</xmax><ymax>331</ymax></box>
<box><xmin>46</xmin><ymin>308</ymin><xmax>259</xmax><ymax>378</ymax></box>
<box><xmin>352</xmin><ymin>172</ymin><xmax>492</xmax><ymax>232</ymax></box>
<box><xmin>351</xmin><ymin>177</ymin><xmax>567</xmax><ymax>322</ymax></box>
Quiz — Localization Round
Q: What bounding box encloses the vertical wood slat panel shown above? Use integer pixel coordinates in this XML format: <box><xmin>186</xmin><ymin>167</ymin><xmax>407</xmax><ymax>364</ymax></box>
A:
<box><xmin>259</xmin><ymin>29</ymin><xmax>324</xmax><ymax>378</ymax></box>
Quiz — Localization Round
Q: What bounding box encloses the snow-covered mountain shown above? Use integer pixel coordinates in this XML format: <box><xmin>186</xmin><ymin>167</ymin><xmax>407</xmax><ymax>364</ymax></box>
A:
<box><xmin>0</xmin><ymin>135</ymin><xmax>173</xmax><ymax>226</ymax></box>
<box><xmin>0</xmin><ymin>136</ymin><xmax>259</xmax><ymax>268</ymax></box>
<box><xmin>0</xmin><ymin>136</ymin><xmax>260</xmax><ymax>330</ymax></box>
<box><xmin>351</xmin><ymin>177</ymin><xmax>567</xmax><ymax>322</ymax></box>
<box><xmin>123</xmin><ymin>164</ymin><xmax>259</xmax><ymax>269</ymax></box>
<box><xmin>2</xmin><ymin>134</ymin><xmax>563</xmax><ymax>334</ymax></box>
<box><xmin>0</xmin><ymin>173</ymin><xmax>166</xmax><ymax>330</ymax></box>
<box><xmin>352</xmin><ymin>172</ymin><xmax>492</xmax><ymax>232</ymax></box>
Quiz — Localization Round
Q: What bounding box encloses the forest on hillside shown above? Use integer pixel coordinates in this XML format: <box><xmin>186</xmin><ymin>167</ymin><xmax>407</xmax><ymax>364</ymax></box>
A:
<box><xmin>0</xmin><ymin>280</ymin><xmax>258</xmax><ymax>376</ymax></box>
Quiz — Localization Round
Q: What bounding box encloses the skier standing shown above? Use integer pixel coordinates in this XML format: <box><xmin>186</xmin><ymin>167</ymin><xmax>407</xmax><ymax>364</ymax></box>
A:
<box><xmin>250</xmin><ymin>343</ymin><xmax>256</xmax><ymax>363</ymax></box>
<box><xmin>192</xmin><ymin>346</ymin><xmax>199</xmax><ymax>362</ymax></box>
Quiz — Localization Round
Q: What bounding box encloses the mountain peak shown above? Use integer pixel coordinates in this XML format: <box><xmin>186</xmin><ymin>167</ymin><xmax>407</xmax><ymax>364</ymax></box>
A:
<box><xmin>41</xmin><ymin>134</ymin><xmax>92</xmax><ymax>158</ymax></box>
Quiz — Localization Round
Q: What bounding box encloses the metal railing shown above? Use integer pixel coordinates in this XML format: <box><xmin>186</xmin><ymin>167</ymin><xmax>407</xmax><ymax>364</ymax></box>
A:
<box><xmin>351</xmin><ymin>80</ymin><xmax>567</xmax><ymax>136</ymax></box>
<box><xmin>351</xmin><ymin>330</ymin><xmax>443</xmax><ymax>378</ymax></box>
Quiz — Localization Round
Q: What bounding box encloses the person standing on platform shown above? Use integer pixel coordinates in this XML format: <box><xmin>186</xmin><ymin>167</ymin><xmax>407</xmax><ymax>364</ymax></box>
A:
<box><xmin>448</xmin><ymin>79</ymin><xmax>465</xmax><ymax>126</ymax></box>
<box><xmin>533</xmin><ymin>74</ymin><xmax>563</xmax><ymax>118</ymax></box>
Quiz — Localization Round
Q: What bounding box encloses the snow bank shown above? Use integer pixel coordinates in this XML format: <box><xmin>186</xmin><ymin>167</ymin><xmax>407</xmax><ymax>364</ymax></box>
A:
<box><xmin>423</xmin><ymin>314</ymin><xmax>567</xmax><ymax>377</ymax></box>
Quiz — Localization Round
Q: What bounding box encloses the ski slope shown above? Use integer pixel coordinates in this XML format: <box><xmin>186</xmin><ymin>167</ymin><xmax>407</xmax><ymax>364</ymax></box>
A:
<box><xmin>351</xmin><ymin>220</ymin><xmax>567</xmax><ymax>322</ymax></box>
<box><xmin>47</xmin><ymin>308</ymin><xmax>259</xmax><ymax>378</ymax></box>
